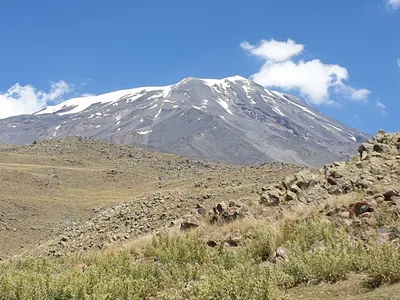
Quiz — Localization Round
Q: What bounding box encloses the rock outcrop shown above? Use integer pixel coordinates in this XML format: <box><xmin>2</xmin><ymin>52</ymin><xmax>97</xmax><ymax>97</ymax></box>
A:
<box><xmin>260</xmin><ymin>130</ymin><xmax>400</xmax><ymax>207</ymax></box>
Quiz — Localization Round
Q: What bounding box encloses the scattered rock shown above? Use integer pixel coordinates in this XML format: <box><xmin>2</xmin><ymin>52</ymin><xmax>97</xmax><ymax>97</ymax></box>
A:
<box><xmin>260</xmin><ymin>187</ymin><xmax>281</xmax><ymax>206</ymax></box>
<box><xmin>383</xmin><ymin>190</ymin><xmax>399</xmax><ymax>201</ymax></box>
<box><xmin>275</xmin><ymin>247</ymin><xmax>289</xmax><ymax>261</ymax></box>
<box><xmin>226</xmin><ymin>234</ymin><xmax>242</xmax><ymax>247</ymax></box>
<box><xmin>214</xmin><ymin>202</ymin><xmax>228</xmax><ymax>215</ymax></box>
<box><xmin>195</xmin><ymin>204</ymin><xmax>207</xmax><ymax>217</ymax></box>
<box><xmin>350</xmin><ymin>201</ymin><xmax>374</xmax><ymax>217</ymax></box>
<box><xmin>359</xmin><ymin>212</ymin><xmax>378</xmax><ymax>227</ymax></box>
<box><xmin>207</xmin><ymin>240</ymin><xmax>218</xmax><ymax>247</ymax></box>
<box><xmin>285</xmin><ymin>190</ymin><xmax>297</xmax><ymax>201</ymax></box>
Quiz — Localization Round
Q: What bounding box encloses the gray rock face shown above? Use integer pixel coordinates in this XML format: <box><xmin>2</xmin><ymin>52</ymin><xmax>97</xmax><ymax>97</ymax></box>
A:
<box><xmin>0</xmin><ymin>76</ymin><xmax>369</xmax><ymax>167</ymax></box>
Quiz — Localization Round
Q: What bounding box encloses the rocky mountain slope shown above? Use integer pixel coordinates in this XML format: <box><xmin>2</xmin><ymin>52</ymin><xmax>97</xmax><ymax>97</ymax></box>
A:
<box><xmin>0</xmin><ymin>137</ymin><xmax>303</xmax><ymax>259</ymax></box>
<box><xmin>28</xmin><ymin>130</ymin><xmax>400</xmax><ymax>258</ymax></box>
<box><xmin>0</xmin><ymin>76</ymin><xmax>369</xmax><ymax>167</ymax></box>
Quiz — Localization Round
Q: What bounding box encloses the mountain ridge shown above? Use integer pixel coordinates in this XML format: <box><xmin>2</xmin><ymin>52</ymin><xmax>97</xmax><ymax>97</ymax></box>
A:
<box><xmin>0</xmin><ymin>76</ymin><xmax>370</xmax><ymax>167</ymax></box>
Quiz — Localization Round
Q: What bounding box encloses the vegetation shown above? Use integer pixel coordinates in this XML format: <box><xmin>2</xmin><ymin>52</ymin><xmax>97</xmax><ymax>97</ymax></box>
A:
<box><xmin>1</xmin><ymin>216</ymin><xmax>399</xmax><ymax>299</ymax></box>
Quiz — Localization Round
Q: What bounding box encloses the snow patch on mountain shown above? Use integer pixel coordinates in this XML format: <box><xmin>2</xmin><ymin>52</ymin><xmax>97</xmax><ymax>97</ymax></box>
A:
<box><xmin>325</xmin><ymin>123</ymin><xmax>343</xmax><ymax>132</ymax></box>
<box><xmin>272</xmin><ymin>106</ymin><xmax>285</xmax><ymax>117</ymax></box>
<box><xmin>155</xmin><ymin>109</ymin><xmax>162</xmax><ymax>119</ymax></box>
<box><xmin>216</xmin><ymin>98</ymin><xmax>233</xmax><ymax>115</ymax></box>
<box><xmin>282</xmin><ymin>97</ymin><xmax>318</xmax><ymax>118</ymax></box>
<box><xmin>53</xmin><ymin>125</ymin><xmax>61</xmax><ymax>137</ymax></box>
<box><xmin>137</xmin><ymin>130</ymin><xmax>152</xmax><ymax>135</ymax></box>
<box><xmin>36</xmin><ymin>86</ymin><xmax>171</xmax><ymax>116</ymax></box>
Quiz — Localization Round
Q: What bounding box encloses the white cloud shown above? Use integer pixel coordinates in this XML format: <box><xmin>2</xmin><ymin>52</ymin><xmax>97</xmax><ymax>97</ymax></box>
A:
<box><xmin>241</xmin><ymin>39</ymin><xmax>371</xmax><ymax>105</ymax></box>
<box><xmin>240</xmin><ymin>39</ymin><xmax>304</xmax><ymax>62</ymax></box>
<box><xmin>376</xmin><ymin>101</ymin><xmax>388</xmax><ymax>117</ymax></box>
<box><xmin>335</xmin><ymin>84</ymin><xmax>371</xmax><ymax>101</ymax></box>
<box><xmin>376</xmin><ymin>102</ymin><xmax>386</xmax><ymax>110</ymax></box>
<box><xmin>42</xmin><ymin>81</ymin><xmax>71</xmax><ymax>101</ymax></box>
<box><xmin>0</xmin><ymin>81</ymin><xmax>71</xmax><ymax>119</ymax></box>
<box><xmin>387</xmin><ymin>0</ymin><xmax>400</xmax><ymax>10</ymax></box>
<box><xmin>397</xmin><ymin>58</ymin><xmax>400</xmax><ymax>67</ymax></box>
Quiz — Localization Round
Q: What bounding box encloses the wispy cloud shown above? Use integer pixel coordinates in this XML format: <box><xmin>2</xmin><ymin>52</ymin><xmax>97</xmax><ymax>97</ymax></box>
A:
<box><xmin>81</xmin><ymin>78</ymin><xmax>93</xmax><ymax>87</ymax></box>
<box><xmin>387</xmin><ymin>0</ymin><xmax>400</xmax><ymax>10</ymax></box>
<box><xmin>352</xmin><ymin>114</ymin><xmax>362</xmax><ymax>122</ymax></box>
<box><xmin>241</xmin><ymin>39</ymin><xmax>370</xmax><ymax>105</ymax></box>
<box><xmin>376</xmin><ymin>101</ymin><xmax>388</xmax><ymax>116</ymax></box>
<box><xmin>0</xmin><ymin>81</ymin><xmax>72</xmax><ymax>119</ymax></box>
<box><xmin>397</xmin><ymin>58</ymin><xmax>400</xmax><ymax>67</ymax></box>
<box><xmin>376</xmin><ymin>102</ymin><xmax>386</xmax><ymax>110</ymax></box>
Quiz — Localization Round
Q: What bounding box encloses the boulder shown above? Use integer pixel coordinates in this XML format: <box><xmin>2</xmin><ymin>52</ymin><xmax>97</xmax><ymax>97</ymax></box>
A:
<box><xmin>211</xmin><ymin>202</ymin><xmax>253</xmax><ymax>223</ymax></box>
<box><xmin>283</xmin><ymin>175</ymin><xmax>297</xmax><ymax>190</ymax></box>
<box><xmin>238</xmin><ymin>205</ymin><xmax>255</xmax><ymax>220</ymax></box>
<box><xmin>373</xmin><ymin>143</ymin><xmax>390</xmax><ymax>153</ymax></box>
<box><xmin>361</xmin><ymin>151</ymin><xmax>369</xmax><ymax>161</ymax></box>
<box><xmin>383</xmin><ymin>189</ymin><xmax>399</xmax><ymax>201</ymax></box>
<box><xmin>275</xmin><ymin>247</ymin><xmax>289</xmax><ymax>261</ymax></box>
<box><xmin>350</xmin><ymin>201</ymin><xmax>374</xmax><ymax>217</ymax></box>
<box><xmin>180</xmin><ymin>215</ymin><xmax>202</xmax><ymax>231</ymax></box>
<box><xmin>260</xmin><ymin>188</ymin><xmax>281</xmax><ymax>206</ymax></box>
<box><xmin>214</xmin><ymin>202</ymin><xmax>228</xmax><ymax>215</ymax></box>
<box><xmin>228</xmin><ymin>200</ymin><xmax>237</xmax><ymax>207</ymax></box>
<box><xmin>304</xmin><ymin>186</ymin><xmax>330</xmax><ymax>203</ymax></box>
<box><xmin>359</xmin><ymin>212</ymin><xmax>378</xmax><ymax>227</ymax></box>
<box><xmin>207</xmin><ymin>240</ymin><xmax>218</xmax><ymax>247</ymax></box>
<box><xmin>195</xmin><ymin>204</ymin><xmax>207</xmax><ymax>217</ymax></box>
<box><xmin>226</xmin><ymin>234</ymin><xmax>242</xmax><ymax>247</ymax></box>
<box><xmin>338</xmin><ymin>210</ymin><xmax>351</xmax><ymax>219</ymax></box>
<box><xmin>285</xmin><ymin>190</ymin><xmax>297</xmax><ymax>201</ymax></box>
<box><xmin>289</xmin><ymin>184</ymin><xmax>302</xmax><ymax>194</ymax></box>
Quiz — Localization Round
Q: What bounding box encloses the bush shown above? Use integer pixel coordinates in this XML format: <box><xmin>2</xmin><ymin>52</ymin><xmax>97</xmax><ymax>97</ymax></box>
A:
<box><xmin>1</xmin><ymin>215</ymin><xmax>400</xmax><ymax>298</ymax></box>
<box><xmin>363</xmin><ymin>244</ymin><xmax>400</xmax><ymax>288</ymax></box>
<box><xmin>143</xmin><ymin>232</ymin><xmax>208</xmax><ymax>266</ymax></box>
<box><xmin>158</xmin><ymin>264</ymin><xmax>288</xmax><ymax>300</ymax></box>
<box><xmin>244</xmin><ymin>225</ymin><xmax>279</xmax><ymax>262</ymax></box>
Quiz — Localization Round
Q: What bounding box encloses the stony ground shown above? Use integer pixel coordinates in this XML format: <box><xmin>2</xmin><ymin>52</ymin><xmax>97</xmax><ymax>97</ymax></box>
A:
<box><xmin>0</xmin><ymin>137</ymin><xmax>304</xmax><ymax>259</ymax></box>
<box><xmin>1</xmin><ymin>131</ymin><xmax>400</xmax><ymax>299</ymax></box>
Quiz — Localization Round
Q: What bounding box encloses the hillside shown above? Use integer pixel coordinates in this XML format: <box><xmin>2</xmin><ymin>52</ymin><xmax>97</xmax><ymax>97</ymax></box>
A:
<box><xmin>0</xmin><ymin>76</ymin><xmax>369</xmax><ymax>167</ymax></box>
<box><xmin>0</xmin><ymin>130</ymin><xmax>399</xmax><ymax>299</ymax></box>
<box><xmin>0</xmin><ymin>137</ymin><xmax>303</xmax><ymax>258</ymax></box>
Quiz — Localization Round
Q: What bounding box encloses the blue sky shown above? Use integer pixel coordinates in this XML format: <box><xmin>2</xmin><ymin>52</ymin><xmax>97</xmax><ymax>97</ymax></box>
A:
<box><xmin>0</xmin><ymin>0</ymin><xmax>399</xmax><ymax>134</ymax></box>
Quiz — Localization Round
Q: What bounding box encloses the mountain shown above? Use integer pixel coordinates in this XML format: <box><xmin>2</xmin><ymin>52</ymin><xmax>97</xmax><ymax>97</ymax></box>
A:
<box><xmin>0</xmin><ymin>76</ymin><xmax>369</xmax><ymax>167</ymax></box>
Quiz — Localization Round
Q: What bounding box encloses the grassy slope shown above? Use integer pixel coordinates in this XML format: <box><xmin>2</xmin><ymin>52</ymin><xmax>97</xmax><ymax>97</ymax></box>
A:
<box><xmin>1</xmin><ymin>213</ymin><xmax>400</xmax><ymax>299</ymax></box>
<box><xmin>1</xmin><ymin>136</ymin><xmax>400</xmax><ymax>299</ymax></box>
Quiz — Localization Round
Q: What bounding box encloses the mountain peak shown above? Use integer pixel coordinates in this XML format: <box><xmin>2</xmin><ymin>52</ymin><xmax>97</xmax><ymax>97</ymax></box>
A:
<box><xmin>177</xmin><ymin>75</ymin><xmax>249</xmax><ymax>86</ymax></box>
<box><xmin>0</xmin><ymin>76</ymin><xmax>370</xmax><ymax>167</ymax></box>
<box><xmin>224</xmin><ymin>75</ymin><xmax>248</xmax><ymax>82</ymax></box>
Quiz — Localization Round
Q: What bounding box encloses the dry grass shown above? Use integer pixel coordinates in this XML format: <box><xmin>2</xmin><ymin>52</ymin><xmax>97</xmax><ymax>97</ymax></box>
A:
<box><xmin>103</xmin><ymin>226</ymin><xmax>185</xmax><ymax>256</ymax></box>
<box><xmin>205</xmin><ymin>217</ymin><xmax>265</xmax><ymax>236</ymax></box>
<box><xmin>0</xmin><ymin>137</ymin><xmax>303</xmax><ymax>257</ymax></box>
<box><xmin>1</xmin><ymin>213</ymin><xmax>400</xmax><ymax>299</ymax></box>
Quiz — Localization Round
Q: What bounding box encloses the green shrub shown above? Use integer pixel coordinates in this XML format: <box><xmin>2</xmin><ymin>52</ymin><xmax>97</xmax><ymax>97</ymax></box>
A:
<box><xmin>244</xmin><ymin>225</ymin><xmax>279</xmax><ymax>262</ymax></box>
<box><xmin>158</xmin><ymin>264</ymin><xmax>288</xmax><ymax>300</ymax></box>
<box><xmin>364</xmin><ymin>244</ymin><xmax>400</xmax><ymax>288</ymax></box>
<box><xmin>143</xmin><ymin>232</ymin><xmax>208</xmax><ymax>266</ymax></box>
<box><xmin>1</xmin><ymin>216</ymin><xmax>400</xmax><ymax>299</ymax></box>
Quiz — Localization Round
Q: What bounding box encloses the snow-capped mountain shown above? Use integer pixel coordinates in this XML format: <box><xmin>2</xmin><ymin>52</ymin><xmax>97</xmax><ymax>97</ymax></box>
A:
<box><xmin>0</xmin><ymin>76</ymin><xmax>369</xmax><ymax>167</ymax></box>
